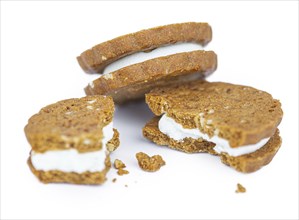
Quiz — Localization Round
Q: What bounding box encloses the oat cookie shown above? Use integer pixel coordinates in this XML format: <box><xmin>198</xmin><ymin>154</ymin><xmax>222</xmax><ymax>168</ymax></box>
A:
<box><xmin>25</xmin><ymin>95</ymin><xmax>120</xmax><ymax>184</ymax></box>
<box><xmin>144</xmin><ymin>80</ymin><xmax>283</xmax><ymax>172</ymax></box>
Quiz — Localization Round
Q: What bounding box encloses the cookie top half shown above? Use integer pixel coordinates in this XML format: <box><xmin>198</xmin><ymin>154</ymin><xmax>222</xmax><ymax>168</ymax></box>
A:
<box><xmin>145</xmin><ymin>80</ymin><xmax>283</xmax><ymax>148</ymax></box>
<box><xmin>24</xmin><ymin>95</ymin><xmax>114</xmax><ymax>153</ymax></box>
<box><xmin>77</xmin><ymin>22</ymin><xmax>212</xmax><ymax>74</ymax></box>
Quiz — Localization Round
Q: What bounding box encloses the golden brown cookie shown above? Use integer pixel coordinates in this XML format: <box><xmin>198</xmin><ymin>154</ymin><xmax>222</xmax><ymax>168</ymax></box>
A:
<box><xmin>143</xmin><ymin>117</ymin><xmax>282</xmax><ymax>173</ymax></box>
<box><xmin>24</xmin><ymin>95</ymin><xmax>120</xmax><ymax>184</ymax></box>
<box><xmin>145</xmin><ymin>80</ymin><xmax>282</xmax><ymax>148</ymax></box>
<box><xmin>85</xmin><ymin>50</ymin><xmax>217</xmax><ymax>104</ymax></box>
<box><xmin>77</xmin><ymin>22</ymin><xmax>212</xmax><ymax>74</ymax></box>
<box><xmin>144</xmin><ymin>80</ymin><xmax>283</xmax><ymax>173</ymax></box>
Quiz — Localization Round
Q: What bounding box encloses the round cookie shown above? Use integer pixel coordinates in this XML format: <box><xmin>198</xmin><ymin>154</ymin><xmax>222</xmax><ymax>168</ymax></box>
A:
<box><xmin>85</xmin><ymin>50</ymin><xmax>217</xmax><ymax>104</ymax></box>
<box><xmin>145</xmin><ymin>80</ymin><xmax>283</xmax><ymax>148</ymax></box>
<box><xmin>25</xmin><ymin>95</ymin><xmax>116</xmax><ymax>153</ymax></box>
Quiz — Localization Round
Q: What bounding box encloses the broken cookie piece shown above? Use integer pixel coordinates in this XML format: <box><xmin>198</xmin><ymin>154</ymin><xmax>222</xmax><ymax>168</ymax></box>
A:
<box><xmin>113</xmin><ymin>159</ymin><xmax>129</xmax><ymax>175</ymax></box>
<box><xmin>136</xmin><ymin>152</ymin><xmax>165</xmax><ymax>172</ymax></box>
<box><xmin>114</xmin><ymin>159</ymin><xmax>126</xmax><ymax>169</ymax></box>
<box><xmin>235</xmin><ymin>183</ymin><xmax>246</xmax><ymax>193</ymax></box>
<box><xmin>117</xmin><ymin>168</ymin><xmax>129</xmax><ymax>176</ymax></box>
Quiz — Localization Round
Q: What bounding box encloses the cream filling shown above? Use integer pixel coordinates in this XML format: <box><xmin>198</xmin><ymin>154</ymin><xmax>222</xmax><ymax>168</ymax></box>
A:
<box><xmin>30</xmin><ymin>121</ymin><xmax>114</xmax><ymax>173</ymax></box>
<box><xmin>158</xmin><ymin>114</ymin><xmax>270</xmax><ymax>157</ymax></box>
<box><xmin>102</xmin><ymin>42</ymin><xmax>203</xmax><ymax>75</ymax></box>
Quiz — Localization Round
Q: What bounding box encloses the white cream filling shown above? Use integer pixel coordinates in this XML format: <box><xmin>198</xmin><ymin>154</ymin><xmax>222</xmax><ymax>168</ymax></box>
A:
<box><xmin>102</xmin><ymin>42</ymin><xmax>203</xmax><ymax>75</ymax></box>
<box><xmin>158</xmin><ymin>114</ymin><xmax>270</xmax><ymax>157</ymax></box>
<box><xmin>30</xmin><ymin>121</ymin><xmax>114</xmax><ymax>173</ymax></box>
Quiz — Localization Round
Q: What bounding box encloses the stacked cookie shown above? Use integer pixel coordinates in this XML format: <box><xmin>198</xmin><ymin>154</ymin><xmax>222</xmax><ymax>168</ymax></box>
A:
<box><xmin>77</xmin><ymin>22</ymin><xmax>282</xmax><ymax>173</ymax></box>
<box><xmin>79</xmin><ymin>22</ymin><xmax>216</xmax><ymax>104</ymax></box>
<box><xmin>25</xmin><ymin>22</ymin><xmax>283</xmax><ymax>185</ymax></box>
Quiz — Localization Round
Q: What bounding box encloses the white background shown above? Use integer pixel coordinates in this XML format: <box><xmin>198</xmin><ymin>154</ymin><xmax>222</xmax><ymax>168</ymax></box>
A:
<box><xmin>1</xmin><ymin>1</ymin><xmax>298</xmax><ymax>219</ymax></box>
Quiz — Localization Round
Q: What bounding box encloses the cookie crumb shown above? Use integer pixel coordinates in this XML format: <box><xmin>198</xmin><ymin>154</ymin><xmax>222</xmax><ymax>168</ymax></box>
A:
<box><xmin>235</xmin><ymin>183</ymin><xmax>246</xmax><ymax>193</ymax></box>
<box><xmin>136</xmin><ymin>152</ymin><xmax>165</xmax><ymax>172</ymax></box>
<box><xmin>114</xmin><ymin>159</ymin><xmax>129</xmax><ymax>176</ymax></box>
<box><xmin>114</xmin><ymin>159</ymin><xmax>126</xmax><ymax>169</ymax></box>
<box><xmin>117</xmin><ymin>168</ymin><xmax>129</xmax><ymax>176</ymax></box>
<box><xmin>112</xmin><ymin>178</ymin><xmax>117</xmax><ymax>183</ymax></box>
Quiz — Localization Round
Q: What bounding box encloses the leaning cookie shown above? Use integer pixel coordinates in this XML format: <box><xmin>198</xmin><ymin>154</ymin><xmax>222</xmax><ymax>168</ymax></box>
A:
<box><xmin>25</xmin><ymin>95</ymin><xmax>119</xmax><ymax>184</ymax></box>
<box><xmin>85</xmin><ymin>50</ymin><xmax>217</xmax><ymax>104</ymax></box>
<box><xmin>143</xmin><ymin>80</ymin><xmax>283</xmax><ymax>173</ymax></box>
<box><xmin>77</xmin><ymin>22</ymin><xmax>212</xmax><ymax>74</ymax></box>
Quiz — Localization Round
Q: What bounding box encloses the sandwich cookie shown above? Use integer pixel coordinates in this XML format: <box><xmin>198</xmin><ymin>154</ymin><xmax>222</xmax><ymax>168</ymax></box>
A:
<box><xmin>143</xmin><ymin>80</ymin><xmax>283</xmax><ymax>173</ymax></box>
<box><xmin>85</xmin><ymin>50</ymin><xmax>217</xmax><ymax>104</ymax></box>
<box><xmin>77</xmin><ymin>22</ymin><xmax>212</xmax><ymax>74</ymax></box>
<box><xmin>25</xmin><ymin>95</ymin><xmax>119</xmax><ymax>184</ymax></box>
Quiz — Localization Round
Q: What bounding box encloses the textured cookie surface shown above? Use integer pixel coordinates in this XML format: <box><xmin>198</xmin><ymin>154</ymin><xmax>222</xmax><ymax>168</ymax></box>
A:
<box><xmin>136</xmin><ymin>152</ymin><xmax>166</xmax><ymax>172</ymax></box>
<box><xmin>77</xmin><ymin>22</ymin><xmax>212</xmax><ymax>73</ymax></box>
<box><xmin>85</xmin><ymin>50</ymin><xmax>217</xmax><ymax>104</ymax></box>
<box><xmin>146</xmin><ymin>80</ymin><xmax>283</xmax><ymax>147</ymax></box>
<box><xmin>143</xmin><ymin>117</ymin><xmax>282</xmax><ymax>173</ymax></box>
<box><xmin>24</xmin><ymin>95</ymin><xmax>114</xmax><ymax>153</ymax></box>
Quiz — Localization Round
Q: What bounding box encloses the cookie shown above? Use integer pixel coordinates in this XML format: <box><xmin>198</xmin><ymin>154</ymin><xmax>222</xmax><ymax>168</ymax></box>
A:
<box><xmin>143</xmin><ymin>80</ymin><xmax>283</xmax><ymax>172</ymax></box>
<box><xmin>25</xmin><ymin>95</ymin><xmax>120</xmax><ymax>184</ymax></box>
<box><xmin>77</xmin><ymin>22</ymin><xmax>212</xmax><ymax>74</ymax></box>
<box><xmin>85</xmin><ymin>50</ymin><xmax>217</xmax><ymax>104</ymax></box>
<box><xmin>143</xmin><ymin>117</ymin><xmax>281</xmax><ymax>173</ymax></box>
<box><xmin>136</xmin><ymin>152</ymin><xmax>166</xmax><ymax>172</ymax></box>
